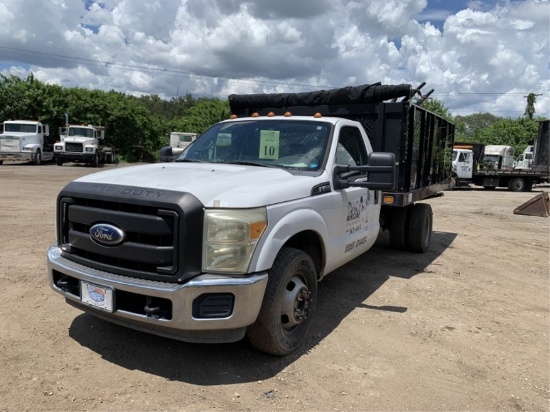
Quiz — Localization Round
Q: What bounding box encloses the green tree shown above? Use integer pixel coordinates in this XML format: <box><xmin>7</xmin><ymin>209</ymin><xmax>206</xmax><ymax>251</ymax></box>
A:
<box><xmin>454</xmin><ymin>113</ymin><xmax>502</xmax><ymax>142</ymax></box>
<box><xmin>477</xmin><ymin>117</ymin><xmax>539</xmax><ymax>155</ymax></box>
<box><xmin>417</xmin><ymin>98</ymin><xmax>453</xmax><ymax>122</ymax></box>
<box><xmin>170</xmin><ymin>98</ymin><xmax>230</xmax><ymax>134</ymax></box>
<box><xmin>523</xmin><ymin>93</ymin><xmax>541</xmax><ymax>119</ymax></box>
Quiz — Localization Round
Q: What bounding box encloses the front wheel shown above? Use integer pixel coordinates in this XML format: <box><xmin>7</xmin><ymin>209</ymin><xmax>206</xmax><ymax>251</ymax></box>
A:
<box><xmin>247</xmin><ymin>248</ymin><xmax>318</xmax><ymax>356</ymax></box>
<box><xmin>34</xmin><ymin>150</ymin><xmax>42</xmax><ymax>165</ymax></box>
<box><xmin>56</xmin><ymin>157</ymin><xmax>63</xmax><ymax>166</ymax></box>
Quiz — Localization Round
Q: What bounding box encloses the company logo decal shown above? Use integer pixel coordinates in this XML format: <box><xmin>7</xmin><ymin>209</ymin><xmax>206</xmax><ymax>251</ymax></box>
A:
<box><xmin>90</xmin><ymin>223</ymin><xmax>125</xmax><ymax>246</ymax></box>
<box><xmin>87</xmin><ymin>284</ymin><xmax>105</xmax><ymax>302</ymax></box>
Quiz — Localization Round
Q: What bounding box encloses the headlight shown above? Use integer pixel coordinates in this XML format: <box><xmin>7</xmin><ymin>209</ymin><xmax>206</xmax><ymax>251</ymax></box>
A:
<box><xmin>55</xmin><ymin>145</ymin><xmax>63</xmax><ymax>151</ymax></box>
<box><xmin>85</xmin><ymin>147</ymin><xmax>94</xmax><ymax>152</ymax></box>
<box><xmin>203</xmin><ymin>208</ymin><xmax>267</xmax><ymax>273</ymax></box>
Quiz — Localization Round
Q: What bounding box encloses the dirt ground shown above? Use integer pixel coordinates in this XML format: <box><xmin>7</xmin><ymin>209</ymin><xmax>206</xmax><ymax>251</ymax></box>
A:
<box><xmin>0</xmin><ymin>161</ymin><xmax>548</xmax><ymax>412</ymax></box>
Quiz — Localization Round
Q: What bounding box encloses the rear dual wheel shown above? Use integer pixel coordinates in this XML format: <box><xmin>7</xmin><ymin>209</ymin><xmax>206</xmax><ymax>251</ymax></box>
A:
<box><xmin>508</xmin><ymin>178</ymin><xmax>532</xmax><ymax>192</ymax></box>
<box><xmin>388</xmin><ymin>203</ymin><xmax>433</xmax><ymax>253</ymax></box>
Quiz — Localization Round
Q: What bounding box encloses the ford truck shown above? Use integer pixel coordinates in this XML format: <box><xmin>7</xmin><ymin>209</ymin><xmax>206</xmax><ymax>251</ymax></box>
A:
<box><xmin>47</xmin><ymin>83</ymin><xmax>454</xmax><ymax>355</ymax></box>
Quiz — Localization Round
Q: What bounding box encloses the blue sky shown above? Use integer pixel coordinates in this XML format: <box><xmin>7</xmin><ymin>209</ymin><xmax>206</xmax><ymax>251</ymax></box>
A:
<box><xmin>0</xmin><ymin>0</ymin><xmax>548</xmax><ymax>117</ymax></box>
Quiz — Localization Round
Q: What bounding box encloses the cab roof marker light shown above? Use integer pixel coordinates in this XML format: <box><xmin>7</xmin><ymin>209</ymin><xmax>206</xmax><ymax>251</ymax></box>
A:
<box><xmin>313</xmin><ymin>112</ymin><xmax>322</xmax><ymax>118</ymax></box>
<box><xmin>284</xmin><ymin>112</ymin><xmax>292</xmax><ymax>117</ymax></box>
<box><xmin>252</xmin><ymin>112</ymin><xmax>260</xmax><ymax>117</ymax></box>
<box><xmin>267</xmin><ymin>112</ymin><xmax>275</xmax><ymax>117</ymax></box>
<box><xmin>230</xmin><ymin>114</ymin><xmax>238</xmax><ymax>119</ymax></box>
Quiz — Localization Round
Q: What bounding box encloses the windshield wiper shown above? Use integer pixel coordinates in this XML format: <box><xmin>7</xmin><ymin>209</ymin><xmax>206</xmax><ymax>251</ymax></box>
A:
<box><xmin>227</xmin><ymin>161</ymin><xmax>277</xmax><ymax>168</ymax></box>
<box><xmin>174</xmin><ymin>158</ymin><xmax>207</xmax><ymax>163</ymax></box>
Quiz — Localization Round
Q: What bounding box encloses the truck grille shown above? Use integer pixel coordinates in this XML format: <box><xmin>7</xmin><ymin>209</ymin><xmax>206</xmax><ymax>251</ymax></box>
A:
<box><xmin>57</xmin><ymin>184</ymin><xmax>204</xmax><ymax>283</ymax></box>
<box><xmin>65</xmin><ymin>142</ymin><xmax>83</xmax><ymax>152</ymax></box>
<box><xmin>0</xmin><ymin>136</ymin><xmax>21</xmax><ymax>152</ymax></box>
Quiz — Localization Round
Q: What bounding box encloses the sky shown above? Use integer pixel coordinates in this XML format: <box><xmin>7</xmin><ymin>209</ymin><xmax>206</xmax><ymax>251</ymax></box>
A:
<box><xmin>0</xmin><ymin>0</ymin><xmax>548</xmax><ymax>118</ymax></box>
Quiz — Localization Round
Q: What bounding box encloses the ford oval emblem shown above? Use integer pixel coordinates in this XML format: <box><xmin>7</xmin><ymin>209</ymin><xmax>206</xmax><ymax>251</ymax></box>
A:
<box><xmin>90</xmin><ymin>223</ymin><xmax>125</xmax><ymax>246</ymax></box>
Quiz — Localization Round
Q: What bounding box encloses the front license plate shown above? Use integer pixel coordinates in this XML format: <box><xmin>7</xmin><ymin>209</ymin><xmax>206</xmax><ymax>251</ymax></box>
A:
<box><xmin>81</xmin><ymin>281</ymin><xmax>114</xmax><ymax>312</ymax></box>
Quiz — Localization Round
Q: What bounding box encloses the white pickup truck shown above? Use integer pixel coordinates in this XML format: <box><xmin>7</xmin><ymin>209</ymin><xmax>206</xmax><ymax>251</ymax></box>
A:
<box><xmin>47</xmin><ymin>83</ymin><xmax>455</xmax><ymax>355</ymax></box>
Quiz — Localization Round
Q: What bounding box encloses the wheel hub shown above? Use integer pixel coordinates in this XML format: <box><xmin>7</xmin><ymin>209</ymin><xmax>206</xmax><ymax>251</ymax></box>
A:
<box><xmin>281</xmin><ymin>276</ymin><xmax>311</xmax><ymax>329</ymax></box>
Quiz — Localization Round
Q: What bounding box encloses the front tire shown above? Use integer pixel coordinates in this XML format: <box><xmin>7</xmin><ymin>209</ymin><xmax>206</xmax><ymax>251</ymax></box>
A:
<box><xmin>247</xmin><ymin>248</ymin><xmax>318</xmax><ymax>356</ymax></box>
<box><xmin>56</xmin><ymin>157</ymin><xmax>63</xmax><ymax>166</ymax></box>
<box><xmin>91</xmin><ymin>152</ymin><xmax>99</xmax><ymax>167</ymax></box>
<box><xmin>34</xmin><ymin>150</ymin><xmax>42</xmax><ymax>165</ymax></box>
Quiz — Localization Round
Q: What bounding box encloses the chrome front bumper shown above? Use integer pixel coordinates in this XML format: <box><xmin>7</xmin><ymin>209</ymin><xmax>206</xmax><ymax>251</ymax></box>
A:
<box><xmin>47</xmin><ymin>246</ymin><xmax>268</xmax><ymax>342</ymax></box>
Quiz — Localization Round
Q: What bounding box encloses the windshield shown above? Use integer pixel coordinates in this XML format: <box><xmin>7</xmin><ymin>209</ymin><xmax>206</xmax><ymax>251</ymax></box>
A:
<box><xmin>177</xmin><ymin>119</ymin><xmax>331</xmax><ymax>171</ymax></box>
<box><xmin>69</xmin><ymin>127</ymin><xmax>94</xmax><ymax>137</ymax></box>
<box><xmin>4</xmin><ymin>123</ymin><xmax>37</xmax><ymax>133</ymax></box>
<box><xmin>483</xmin><ymin>155</ymin><xmax>500</xmax><ymax>163</ymax></box>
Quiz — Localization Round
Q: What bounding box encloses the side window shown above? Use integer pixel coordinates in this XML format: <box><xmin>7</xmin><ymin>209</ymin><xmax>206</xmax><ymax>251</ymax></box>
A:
<box><xmin>336</xmin><ymin>127</ymin><xmax>368</xmax><ymax>166</ymax></box>
<box><xmin>458</xmin><ymin>152</ymin><xmax>465</xmax><ymax>162</ymax></box>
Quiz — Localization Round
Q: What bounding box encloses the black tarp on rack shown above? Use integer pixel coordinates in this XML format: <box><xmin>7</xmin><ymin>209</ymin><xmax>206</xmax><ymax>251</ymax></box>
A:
<box><xmin>228</xmin><ymin>83</ymin><xmax>412</xmax><ymax>110</ymax></box>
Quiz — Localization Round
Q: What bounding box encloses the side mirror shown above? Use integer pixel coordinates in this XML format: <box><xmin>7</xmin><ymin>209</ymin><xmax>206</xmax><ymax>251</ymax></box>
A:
<box><xmin>333</xmin><ymin>152</ymin><xmax>396</xmax><ymax>191</ymax></box>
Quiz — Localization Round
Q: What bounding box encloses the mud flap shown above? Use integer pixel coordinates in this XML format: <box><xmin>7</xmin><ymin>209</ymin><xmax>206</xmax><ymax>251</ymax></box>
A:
<box><xmin>513</xmin><ymin>192</ymin><xmax>549</xmax><ymax>217</ymax></box>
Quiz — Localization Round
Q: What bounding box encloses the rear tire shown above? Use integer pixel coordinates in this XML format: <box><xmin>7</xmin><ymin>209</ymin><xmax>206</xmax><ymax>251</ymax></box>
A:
<box><xmin>247</xmin><ymin>247</ymin><xmax>317</xmax><ymax>356</ymax></box>
<box><xmin>407</xmin><ymin>203</ymin><xmax>433</xmax><ymax>253</ymax></box>
<box><xmin>388</xmin><ymin>205</ymin><xmax>412</xmax><ymax>250</ymax></box>
<box><xmin>508</xmin><ymin>178</ymin><xmax>526</xmax><ymax>192</ymax></box>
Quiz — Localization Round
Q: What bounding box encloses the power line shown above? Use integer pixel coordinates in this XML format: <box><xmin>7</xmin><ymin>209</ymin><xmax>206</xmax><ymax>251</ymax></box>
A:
<box><xmin>0</xmin><ymin>45</ymin><xmax>328</xmax><ymax>91</ymax></box>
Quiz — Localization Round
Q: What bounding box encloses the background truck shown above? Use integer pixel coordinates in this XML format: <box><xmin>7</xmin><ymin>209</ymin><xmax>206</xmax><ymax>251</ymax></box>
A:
<box><xmin>54</xmin><ymin>119</ymin><xmax>116</xmax><ymax>167</ymax></box>
<box><xmin>159</xmin><ymin>132</ymin><xmax>198</xmax><ymax>162</ymax></box>
<box><xmin>482</xmin><ymin>145</ymin><xmax>515</xmax><ymax>170</ymax></box>
<box><xmin>514</xmin><ymin>120</ymin><xmax>549</xmax><ymax>176</ymax></box>
<box><xmin>452</xmin><ymin>127</ymin><xmax>549</xmax><ymax>191</ymax></box>
<box><xmin>0</xmin><ymin>120</ymin><xmax>54</xmax><ymax>165</ymax></box>
<box><xmin>514</xmin><ymin>146</ymin><xmax>534</xmax><ymax>170</ymax></box>
<box><xmin>47</xmin><ymin>82</ymin><xmax>455</xmax><ymax>355</ymax></box>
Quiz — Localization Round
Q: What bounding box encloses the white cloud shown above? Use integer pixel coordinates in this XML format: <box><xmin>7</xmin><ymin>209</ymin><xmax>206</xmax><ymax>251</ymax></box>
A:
<box><xmin>0</xmin><ymin>0</ymin><xmax>548</xmax><ymax>117</ymax></box>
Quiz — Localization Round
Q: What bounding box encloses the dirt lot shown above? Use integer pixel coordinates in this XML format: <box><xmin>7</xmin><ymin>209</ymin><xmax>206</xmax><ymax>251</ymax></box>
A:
<box><xmin>0</xmin><ymin>162</ymin><xmax>548</xmax><ymax>412</ymax></box>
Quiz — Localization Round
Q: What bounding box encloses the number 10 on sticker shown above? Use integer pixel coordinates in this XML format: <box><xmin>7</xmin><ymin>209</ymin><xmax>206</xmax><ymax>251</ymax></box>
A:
<box><xmin>260</xmin><ymin>130</ymin><xmax>280</xmax><ymax>160</ymax></box>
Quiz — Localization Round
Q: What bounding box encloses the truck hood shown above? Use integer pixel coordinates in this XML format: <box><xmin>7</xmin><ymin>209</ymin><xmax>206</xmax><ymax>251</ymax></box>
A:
<box><xmin>74</xmin><ymin>162</ymin><xmax>326</xmax><ymax>207</ymax></box>
<box><xmin>0</xmin><ymin>132</ymin><xmax>34</xmax><ymax>138</ymax></box>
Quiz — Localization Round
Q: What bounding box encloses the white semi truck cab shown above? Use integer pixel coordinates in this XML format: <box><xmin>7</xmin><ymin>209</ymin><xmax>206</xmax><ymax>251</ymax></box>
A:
<box><xmin>54</xmin><ymin>123</ymin><xmax>115</xmax><ymax>167</ymax></box>
<box><xmin>47</xmin><ymin>83</ymin><xmax>455</xmax><ymax>355</ymax></box>
<box><xmin>0</xmin><ymin>120</ymin><xmax>53</xmax><ymax>165</ymax></box>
